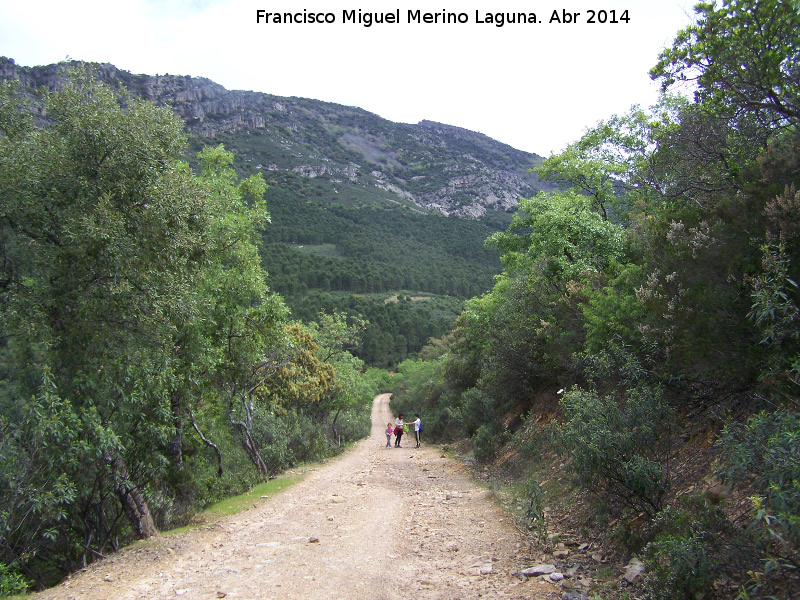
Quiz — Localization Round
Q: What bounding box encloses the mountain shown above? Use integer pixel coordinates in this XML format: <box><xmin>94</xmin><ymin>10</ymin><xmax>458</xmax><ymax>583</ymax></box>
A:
<box><xmin>0</xmin><ymin>57</ymin><xmax>550</xmax><ymax>219</ymax></box>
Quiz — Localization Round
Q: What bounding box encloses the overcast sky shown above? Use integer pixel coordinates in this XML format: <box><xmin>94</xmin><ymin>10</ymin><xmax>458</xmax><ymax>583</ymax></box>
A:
<box><xmin>0</xmin><ymin>0</ymin><xmax>697</xmax><ymax>156</ymax></box>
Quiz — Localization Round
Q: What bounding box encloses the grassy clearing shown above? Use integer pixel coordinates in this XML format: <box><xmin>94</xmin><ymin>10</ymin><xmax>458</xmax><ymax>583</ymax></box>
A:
<box><xmin>289</xmin><ymin>243</ymin><xmax>342</xmax><ymax>259</ymax></box>
<box><xmin>383</xmin><ymin>293</ymin><xmax>435</xmax><ymax>303</ymax></box>
<box><xmin>165</xmin><ymin>471</ymin><xmax>306</xmax><ymax>534</ymax></box>
<box><xmin>202</xmin><ymin>474</ymin><xmax>304</xmax><ymax>517</ymax></box>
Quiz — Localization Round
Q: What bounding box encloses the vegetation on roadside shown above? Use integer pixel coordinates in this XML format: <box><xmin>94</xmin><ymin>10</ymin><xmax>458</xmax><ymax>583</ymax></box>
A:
<box><xmin>392</xmin><ymin>2</ymin><xmax>800</xmax><ymax>598</ymax></box>
<box><xmin>178</xmin><ymin>473</ymin><xmax>304</xmax><ymax>524</ymax></box>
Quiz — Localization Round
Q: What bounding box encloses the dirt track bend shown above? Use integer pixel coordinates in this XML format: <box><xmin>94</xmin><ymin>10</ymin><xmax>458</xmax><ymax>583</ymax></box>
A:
<box><xmin>37</xmin><ymin>394</ymin><xmax>552</xmax><ymax>600</ymax></box>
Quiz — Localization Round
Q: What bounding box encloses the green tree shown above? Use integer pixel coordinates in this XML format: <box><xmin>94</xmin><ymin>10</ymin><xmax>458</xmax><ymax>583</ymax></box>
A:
<box><xmin>652</xmin><ymin>0</ymin><xmax>800</xmax><ymax>128</ymax></box>
<box><xmin>306</xmin><ymin>312</ymin><xmax>371</xmax><ymax>443</ymax></box>
<box><xmin>536</xmin><ymin>108</ymin><xmax>655</xmax><ymax>219</ymax></box>
<box><xmin>487</xmin><ymin>189</ymin><xmax>626</xmax><ymax>280</ymax></box>
<box><xmin>0</xmin><ymin>71</ymin><xmax>288</xmax><ymax>583</ymax></box>
<box><xmin>0</xmin><ymin>70</ymin><xmax>206</xmax><ymax>544</ymax></box>
<box><xmin>389</xmin><ymin>3</ymin><xmax>800</xmax><ymax>596</ymax></box>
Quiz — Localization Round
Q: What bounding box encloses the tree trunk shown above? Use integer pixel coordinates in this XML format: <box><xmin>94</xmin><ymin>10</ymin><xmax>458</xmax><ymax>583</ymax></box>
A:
<box><xmin>331</xmin><ymin>408</ymin><xmax>341</xmax><ymax>446</ymax></box>
<box><xmin>229</xmin><ymin>417</ymin><xmax>270</xmax><ymax>477</ymax></box>
<box><xmin>243</xmin><ymin>430</ymin><xmax>270</xmax><ymax>476</ymax></box>
<box><xmin>109</xmin><ymin>456</ymin><xmax>158</xmax><ymax>539</ymax></box>
<box><xmin>190</xmin><ymin>407</ymin><xmax>224</xmax><ymax>476</ymax></box>
<box><xmin>228</xmin><ymin>394</ymin><xmax>270</xmax><ymax>477</ymax></box>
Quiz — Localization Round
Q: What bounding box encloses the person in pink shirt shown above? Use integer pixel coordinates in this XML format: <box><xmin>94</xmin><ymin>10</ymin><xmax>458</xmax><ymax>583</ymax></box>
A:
<box><xmin>385</xmin><ymin>422</ymin><xmax>393</xmax><ymax>448</ymax></box>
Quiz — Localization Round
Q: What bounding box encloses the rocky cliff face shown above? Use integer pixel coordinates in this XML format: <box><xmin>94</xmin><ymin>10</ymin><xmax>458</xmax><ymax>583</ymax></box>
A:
<box><xmin>1</xmin><ymin>57</ymin><xmax>549</xmax><ymax>217</ymax></box>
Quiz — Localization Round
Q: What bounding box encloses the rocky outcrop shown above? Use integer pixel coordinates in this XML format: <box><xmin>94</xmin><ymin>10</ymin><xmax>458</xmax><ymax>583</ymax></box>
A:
<box><xmin>1</xmin><ymin>56</ymin><xmax>552</xmax><ymax>217</ymax></box>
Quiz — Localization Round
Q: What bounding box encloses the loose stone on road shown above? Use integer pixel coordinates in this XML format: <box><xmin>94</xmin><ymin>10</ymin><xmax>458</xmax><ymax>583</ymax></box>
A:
<box><xmin>36</xmin><ymin>394</ymin><xmax>551</xmax><ymax>600</ymax></box>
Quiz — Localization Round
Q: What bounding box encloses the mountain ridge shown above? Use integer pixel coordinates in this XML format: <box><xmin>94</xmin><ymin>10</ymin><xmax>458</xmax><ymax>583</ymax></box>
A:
<box><xmin>0</xmin><ymin>56</ymin><xmax>551</xmax><ymax>218</ymax></box>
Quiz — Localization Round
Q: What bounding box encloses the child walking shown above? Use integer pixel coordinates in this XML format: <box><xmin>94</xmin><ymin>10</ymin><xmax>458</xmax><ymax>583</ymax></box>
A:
<box><xmin>385</xmin><ymin>422</ymin><xmax>393</xmax><ymax>448</ymax></box>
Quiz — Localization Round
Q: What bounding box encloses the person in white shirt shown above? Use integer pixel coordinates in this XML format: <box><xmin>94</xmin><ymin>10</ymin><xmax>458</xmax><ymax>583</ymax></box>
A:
<box><xmin>412</xmin><ymin>413</ymin><xmax>422</xmax><ymax>448</ymax></box>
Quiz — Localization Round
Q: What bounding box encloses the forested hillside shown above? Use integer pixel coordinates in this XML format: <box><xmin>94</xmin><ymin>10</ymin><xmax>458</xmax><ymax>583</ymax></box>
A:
<box><xmin>391</xmin><ymin>1</ymin><xmax>800</xmax><ymax>598</ymax></box>
<box><xmin>257</xmin><ymin>182</ymin><xmax>505</xmax><ymax>365</ymax></box>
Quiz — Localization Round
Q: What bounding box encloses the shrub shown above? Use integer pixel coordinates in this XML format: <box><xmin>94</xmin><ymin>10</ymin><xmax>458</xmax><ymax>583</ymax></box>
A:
<box><xmin>642</xmin><ymin>534</ymin><xmax>711</xmax><ymax>600</ymax></box>
<box><xmin>461</xmin><ymin>388</ymin><xmax>498</xmax><ymax>437</ymax></box>
<box><xmin>252</xmin><ymin>409</ymin><xmax>329</xmax><ymax>474</ymax></box>
<box><xmin>523</xmin><ymin>479</ymin><xmax>548</xmax><ymax>545</ymax></box>
<box><xmin>552</xmin><ymin>385</ymin><xmax>675</xmax><ymax>518</ymax></box>
<box><xmin>716</xmin><ymin>410</ymin><xmax>800</xmax><ymax>598</ymax></box>
<box><xmin>717</xmin><ymin>410</ymin><xmax>800</xmax><ymax>547</ymax></box>
<box><xmin>390</xmin><ymin>357</ymin><xmax>469</xmax><ymax>442</ymax></box>
<box><xmin>426</xmin><ymin>392</ymin><xmax>467</xmax><ymax>442</ymax></box>
<box><xmin>362</xmin><ymin>368</ymin><xmax>395</xmax><ymax>394</ymax></box>
<box><xmin>472</xmin><ymin>422</ymin><xmax>507</xmax><ymax>463</ymax></box>
<box><xmin>0</xmin><ymin>563</ymin><xmax>29</xmax><ymax>596</ymax></box>
<box><xmin>329</xmin><ymin>404</ymin><xmax>371</xmax><ymax>445</ymax></box>
<box><xmin>165</xmin><ymin>414</ymin><xmax>263</xmax><ymax>524</ymax></box>
<box><xmin>641</xmin><ymin>496</ymin><xmax>735</xmax><ymax>600</ymax></box>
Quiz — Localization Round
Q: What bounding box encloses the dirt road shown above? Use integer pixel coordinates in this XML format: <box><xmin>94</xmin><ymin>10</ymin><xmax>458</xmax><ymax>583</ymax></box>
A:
<box><xmin>38</xmin><ymin>394</ymin><xmax>552</xmax><ymax>600</ymax></box>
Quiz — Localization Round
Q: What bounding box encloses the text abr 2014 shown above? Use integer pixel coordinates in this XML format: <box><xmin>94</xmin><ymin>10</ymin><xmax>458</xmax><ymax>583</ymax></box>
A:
<box><xmin>255</xmin><ymin>9</ymin><xmax>631</xmax><ymax>27</ymax></box>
